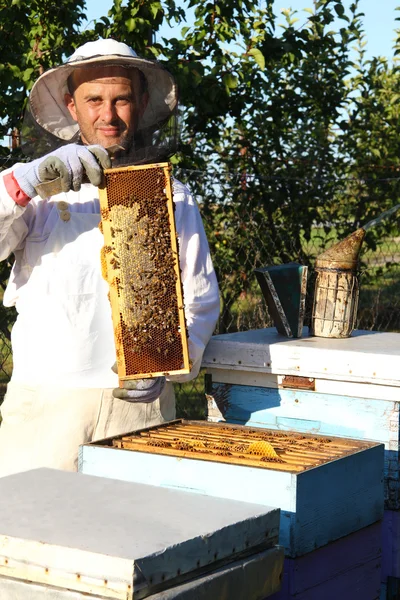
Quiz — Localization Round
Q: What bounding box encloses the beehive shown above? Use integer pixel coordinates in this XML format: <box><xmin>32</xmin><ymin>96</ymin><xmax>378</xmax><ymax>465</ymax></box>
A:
<box><xmin>108</xmin><ymin>420</ymin><xmax>373</xmax><ymax>472</ymax></box>
<box><xmin>99</xmin><ymin>162</ymin><xmax>190</xmax><ymax>380</ymax></box>
<box><xmin>80</xmin><ymin>420</ymin><xmax>384</xmax><ymax>557</ymax></box>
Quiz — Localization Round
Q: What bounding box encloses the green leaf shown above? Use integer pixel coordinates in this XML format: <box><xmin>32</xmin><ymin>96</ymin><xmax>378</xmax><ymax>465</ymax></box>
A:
<box><xmin>22</xmin><ymin>68</ymin><xmax>34</xmax><ymax>83</ymax></box>
<box><xmin>150</xmin><ymin>4</ymin><xmax>160</xmax><ymax>19</ymax></box>
<box><xmin>223</xmin><ymin>73</ymin><xmax>238</xmax><ymax>89</ymax></box>
<box><xmin>125</xmin><ymin>18</ymin><xmax>135</xmax><ymax>33</ymax></box>
<box><xmin>334</xmin><ymin>3</ymin><xmax>345</xmax><ymax>18</ymax></box>
<box><xmin>247</xmin><ymin>48</ymin><xmax>265</xmax><ymax>70</ymax></box>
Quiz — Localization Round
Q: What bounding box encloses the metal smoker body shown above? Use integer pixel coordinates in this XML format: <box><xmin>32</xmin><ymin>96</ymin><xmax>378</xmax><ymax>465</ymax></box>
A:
<box><xmin>311</xmin><ymin>229</ymin><xmax>365</xmax><ymax>338</ymax></box>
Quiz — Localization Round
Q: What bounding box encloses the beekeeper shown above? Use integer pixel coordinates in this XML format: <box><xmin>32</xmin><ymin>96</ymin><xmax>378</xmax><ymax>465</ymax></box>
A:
<box><xmin>0</xmin><ymin>39</ymin><xmax>220</xmax><ymax>476</ymax></box>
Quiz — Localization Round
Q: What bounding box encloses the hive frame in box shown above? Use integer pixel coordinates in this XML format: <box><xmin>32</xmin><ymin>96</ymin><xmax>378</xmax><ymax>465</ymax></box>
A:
<box><xmin>99</xmin><ymin>162</ymin><xmax>190</xmax><ymax>381</ymax></box>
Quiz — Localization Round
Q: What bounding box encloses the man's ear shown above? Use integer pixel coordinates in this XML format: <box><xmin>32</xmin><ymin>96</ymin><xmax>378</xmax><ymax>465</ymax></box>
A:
<box><xmin>65</xmin><ymin>93</ymin><xmax>78</xmax><ymax>122</ymax></box>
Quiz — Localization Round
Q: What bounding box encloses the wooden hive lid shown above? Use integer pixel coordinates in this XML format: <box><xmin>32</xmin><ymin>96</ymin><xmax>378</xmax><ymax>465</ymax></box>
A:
<box><xmin>202</xmin><ymin>328</ymin><xmax>400</xmax><ymax>387</ymax></box>
<box><xmin>0</xmin><ymin>469</ymin><xmax>279</xmax><ymax>599</ymax></box>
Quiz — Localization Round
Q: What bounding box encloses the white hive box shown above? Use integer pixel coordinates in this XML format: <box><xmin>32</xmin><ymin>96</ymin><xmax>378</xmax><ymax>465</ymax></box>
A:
<box><xmin>0</xmin><ymin>468</ymin><xmax>283</xmax><ymax>600</ymax></box>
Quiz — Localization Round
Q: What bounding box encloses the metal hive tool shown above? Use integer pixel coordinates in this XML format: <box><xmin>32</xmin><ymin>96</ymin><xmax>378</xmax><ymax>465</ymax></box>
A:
<box><xmin>108</xmin><ymin>420</ymin><xmax>374</xmax><ymax>473</ymax></box>
<box><xmin>99</xmin><ymin>162</ymin><xmax>190</xmax><ymax>381</ymax></box>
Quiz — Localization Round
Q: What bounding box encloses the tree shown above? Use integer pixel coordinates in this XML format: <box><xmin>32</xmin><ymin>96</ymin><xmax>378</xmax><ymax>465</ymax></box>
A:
<box><xmin>161</xmin><ymin>0</ymin><xmax>364</xmax><ymax>331</ymax></box>
<box><xmin>0</xmin><ymin>0</ymin><xmax>88</xmax><ymax>152</ymax></box>
<box><xmin>0</xmin><ymin>0</ymin><xmax>399</xmax><ymax>336</ymax></box>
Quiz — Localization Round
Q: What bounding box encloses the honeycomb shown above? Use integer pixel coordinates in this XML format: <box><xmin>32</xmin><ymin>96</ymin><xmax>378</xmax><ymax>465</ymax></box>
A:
<box><xmin>247</xmin><ymin>441</ymin><xmax>280</xmax><ymax>459</ymax></box>
<box><xmin>99</xmin><ymin>163</ymin><xmax>190</xmax><ymax>380</ymax></box>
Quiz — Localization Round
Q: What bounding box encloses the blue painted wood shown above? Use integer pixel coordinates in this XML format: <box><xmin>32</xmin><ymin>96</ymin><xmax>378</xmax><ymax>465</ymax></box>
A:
<box><xmin>386</xmin><ymin>577</ymin><xmax>400</xmax><ymax>600</ymax></box>
<box><xmin>381</xmin><ymin>509</ymin><xmax>400</xmax><ymax>600</ymax></box>
<box><xmin>210</xmin><ymin>382</ymin><xmax>399</xmax><ymax>508</ymax></box>
<box><xmin>269</xmin><ymin>522</ymin><xmax>382</xmax><ymax>600</ymax></box>
<box><xmin>79</xmin><ymin>440</ymin><xmax>384</xmax><ymax>558</ymax></box>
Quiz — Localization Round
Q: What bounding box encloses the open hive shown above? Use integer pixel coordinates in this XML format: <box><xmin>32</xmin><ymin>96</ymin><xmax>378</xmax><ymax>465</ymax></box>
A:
<box><xmin>109</xmin><ymin>419</ymin><xmax>374</xmax><ymax>473</ymax></box>
<box><xmin>99</xmin><ymin>162</ymin><xmax>190</xmax><ymax>380</ymax></box>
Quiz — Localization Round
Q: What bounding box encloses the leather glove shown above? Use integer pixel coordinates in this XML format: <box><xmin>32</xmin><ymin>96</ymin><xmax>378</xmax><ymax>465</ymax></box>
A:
<box><xmin>13</xmin><ymin>144</ymin><xmax>111</xmax><ymax>199</ymax></box>
<box><xmin>112</xmin><ymin>363</ymin><xmax>166</xmax><ymax>402</ymax></box>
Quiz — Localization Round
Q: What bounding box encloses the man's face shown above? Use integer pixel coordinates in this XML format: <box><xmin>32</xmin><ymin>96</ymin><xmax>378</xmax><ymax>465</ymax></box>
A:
<box><xmin>65</xmin><ymin>66</ymin><xmax>148</xmax><ymax>150</ymax></box>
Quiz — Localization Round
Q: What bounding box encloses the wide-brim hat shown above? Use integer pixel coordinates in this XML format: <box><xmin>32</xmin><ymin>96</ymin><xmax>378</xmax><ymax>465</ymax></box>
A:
<box><xmin>28</xmin><ymin>39</ymin><xmax>178</xmax><ymax>142</ymax></box>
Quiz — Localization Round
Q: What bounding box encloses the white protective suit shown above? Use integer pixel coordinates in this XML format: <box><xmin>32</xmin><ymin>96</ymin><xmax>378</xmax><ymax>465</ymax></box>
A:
<box><xmin>0</xmin><ymin>168</ymin><xmax>220</xmax><ymax>475</ymax></box>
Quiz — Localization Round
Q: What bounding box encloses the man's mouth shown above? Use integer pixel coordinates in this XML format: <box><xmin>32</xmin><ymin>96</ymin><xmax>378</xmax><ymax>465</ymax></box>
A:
<box><xmin>98</xmin><ymin>128</ymin><xmax>120</xmax><ymax>137</ymax></box>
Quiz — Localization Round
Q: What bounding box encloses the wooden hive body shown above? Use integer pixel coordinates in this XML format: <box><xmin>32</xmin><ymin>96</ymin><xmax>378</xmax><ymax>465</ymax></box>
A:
<box><xmin>79</xmin><ymin>420</ymin><xmax>384</xmax><ymax>558</ymax></box>
<box><xmin>99</xmin><ymin>162</ymin><xmax>190</xmax><ymax>380</ymax></box>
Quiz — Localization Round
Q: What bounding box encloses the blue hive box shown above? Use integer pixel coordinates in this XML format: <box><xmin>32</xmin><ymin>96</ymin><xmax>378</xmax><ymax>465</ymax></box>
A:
<box><xmin>79</xmin><ymin>419</ymin><xmax>384</xmax><ymax>559</ymax></box>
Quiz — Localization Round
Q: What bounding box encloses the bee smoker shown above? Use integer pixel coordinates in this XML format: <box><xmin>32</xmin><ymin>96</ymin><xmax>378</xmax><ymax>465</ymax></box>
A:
<box><xmin>310</xmin><ymin>228</ymin><xmax>365</xmax><ymax>338</ymax></box>
<box><xmin>310</xmin><ymin>203</ymin><xmax>400</xmax><ymax>339</ymax></box>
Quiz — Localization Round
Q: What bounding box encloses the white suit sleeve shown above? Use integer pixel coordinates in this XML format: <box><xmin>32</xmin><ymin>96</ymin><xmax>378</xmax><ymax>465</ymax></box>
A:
<box><xmin>168</xmin><ymin>180</ymin><xmax>220</xmax><ymax>383</ymax></box>
<box><xmin>0</xmin><ymin>166</ymin><xmax>30</xmax><ymax>260</ymax></box>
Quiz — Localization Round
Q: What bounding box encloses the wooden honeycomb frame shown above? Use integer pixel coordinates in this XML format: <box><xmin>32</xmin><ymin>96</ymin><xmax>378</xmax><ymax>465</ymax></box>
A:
<box><xmin>99</xmin><ymin>162</ymin><xmax>190</xmax><ymax>381</ymax></box>
<box><xmin>105</xmin><ymin>419</ymin><xmax>376</xmax><ymax>473</ymax></box>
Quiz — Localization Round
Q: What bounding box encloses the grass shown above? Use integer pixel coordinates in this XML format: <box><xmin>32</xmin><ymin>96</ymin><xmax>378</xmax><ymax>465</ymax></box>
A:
<box><xmin>175</xmin><ymin>370</ymin><xmax>207</xmax><ymax>420</ymax></box>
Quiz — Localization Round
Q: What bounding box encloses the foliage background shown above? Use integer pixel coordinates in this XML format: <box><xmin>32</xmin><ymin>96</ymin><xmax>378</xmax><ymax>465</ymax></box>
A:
<box><xmin>0</xmin><ymin>0</ymin><xmax>399</xmax><ymax>413</ymax></box>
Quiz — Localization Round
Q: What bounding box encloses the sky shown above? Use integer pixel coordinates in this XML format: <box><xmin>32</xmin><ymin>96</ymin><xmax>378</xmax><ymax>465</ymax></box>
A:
<box><xmin>83</xmin><ymin>0</ymin><xmax>400</xmax><ymax>61</ymax></box>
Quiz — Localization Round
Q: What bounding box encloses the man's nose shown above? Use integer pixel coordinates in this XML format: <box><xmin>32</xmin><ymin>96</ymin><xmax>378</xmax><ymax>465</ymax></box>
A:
<box><xmin>101</xmin><ymin>102</ymin><xmax>117</xmax><ymax>123</ymax></box>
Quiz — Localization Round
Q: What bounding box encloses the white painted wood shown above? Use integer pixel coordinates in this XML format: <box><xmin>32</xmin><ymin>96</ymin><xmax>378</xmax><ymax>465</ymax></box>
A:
<box><xmin>202</xmin><ymin>328</ymin><xmax>400</xmax><ymax>387</ymax></box>
<box><xmin>207</xmin><ymin>369</ymin><xmax>281</xmax><ymax>389</ymax></box>
<box><xmin>0</xmin><ymin>547</ymin><xmax>284</xmax><ymax>600</ymax></box>
<box><xmin>0</xmin><ymin>469</ymin><xmax>280</xmax><ymax>598</ymax></box>
<box><xmin>206</xmin><ymin>368</ymin><xmax>400</xmax><ymax>402</ymax></box>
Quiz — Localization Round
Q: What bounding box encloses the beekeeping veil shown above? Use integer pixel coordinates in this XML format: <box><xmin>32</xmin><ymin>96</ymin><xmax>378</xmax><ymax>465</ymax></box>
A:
<box><xmin>21</xmin><ymin>39</ymin><xmax>179</xmax><ymax>165</ymax></box>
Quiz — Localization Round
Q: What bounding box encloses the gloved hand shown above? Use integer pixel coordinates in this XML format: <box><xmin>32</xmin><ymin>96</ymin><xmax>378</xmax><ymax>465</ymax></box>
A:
<box><xmin>112</xmin><ymin>363</ymin><xmax>166</xmax><ymax>402</ymax></box>
<box><xmin>13</xmin><ymin>144</ymin><xmax>111</xmax><ymax>199</ymax></box>
<box><xmin>113</xmin><ymin>377</ymin><xmax>166</xmax><ymax>402</ymax></box>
